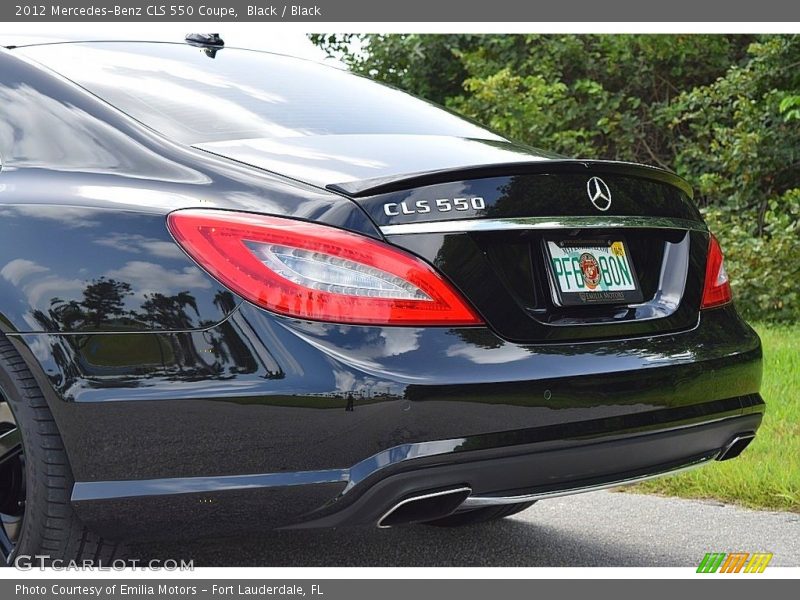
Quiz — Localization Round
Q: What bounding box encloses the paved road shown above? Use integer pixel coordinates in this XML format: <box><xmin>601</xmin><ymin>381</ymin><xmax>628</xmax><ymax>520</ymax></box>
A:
<box><xmin>133</xmin><ymin>491</ymin><xmax>800</xmax><ymax>567</ymax></box>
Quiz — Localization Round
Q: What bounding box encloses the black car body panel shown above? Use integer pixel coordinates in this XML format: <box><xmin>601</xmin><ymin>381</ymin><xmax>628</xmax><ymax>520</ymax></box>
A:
<box><xmin>0</xmin><ymin>208</ymin><xmax>241</xmax><ymax>333</ymax></box>
<box><xmin>0</xmin><ymin>42</ymin><xmax>764</xmax><ymax>542</ymax></box>
<box><xmin>8</xmin><ymin>302</ymin><xmax>762</xmax><ymax>539</ymax></box>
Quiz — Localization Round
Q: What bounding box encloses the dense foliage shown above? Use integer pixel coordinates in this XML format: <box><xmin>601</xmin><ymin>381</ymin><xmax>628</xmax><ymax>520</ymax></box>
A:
<box><xmin>311</xmin><ymin>34</ymin><xmax>800</xmax><ymax>322</ymax></box>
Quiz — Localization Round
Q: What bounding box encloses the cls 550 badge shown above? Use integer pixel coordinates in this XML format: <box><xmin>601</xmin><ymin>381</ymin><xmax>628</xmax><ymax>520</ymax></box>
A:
<box><xmin>383</xmin><ymin>197</ymin><xmax>486</xmax><ymax>217</ymax></box>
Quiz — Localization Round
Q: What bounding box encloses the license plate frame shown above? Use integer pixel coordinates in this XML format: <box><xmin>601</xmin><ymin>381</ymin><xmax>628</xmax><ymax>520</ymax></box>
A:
<box><xmin>543</xmin><ymin>237</ymin><xmax>644</xmax><ymax>307</ymax></box>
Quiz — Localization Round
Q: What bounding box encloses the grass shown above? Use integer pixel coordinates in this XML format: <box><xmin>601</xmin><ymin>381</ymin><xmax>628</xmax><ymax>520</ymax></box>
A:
<box><xmin>631</xmin><ymin>322</ymin><xmax>800</xmax><ymax>512</ymax></box>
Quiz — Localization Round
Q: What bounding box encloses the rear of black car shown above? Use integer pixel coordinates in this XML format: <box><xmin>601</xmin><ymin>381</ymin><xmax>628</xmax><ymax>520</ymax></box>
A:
<box><xmin>279</xmin><ymin>165</ymin><xmax>763</xmax><ymax>528</ymax></box>
<box><xmin>1</xmin><ymin>41</ymin><xmax>763</xmax><ymax>542</ymax></box>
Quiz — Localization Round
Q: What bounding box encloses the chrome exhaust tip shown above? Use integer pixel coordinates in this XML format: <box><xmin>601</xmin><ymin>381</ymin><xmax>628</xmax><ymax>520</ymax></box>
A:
<box><xmin>717</xmin><ymin>432</ymin><xmax>756</xmax><ymax>461</ymax></box>
<box><xmin>377</xmin><ymin>486</ymin><xmax>471</xmax><ymax>528</ymax></box>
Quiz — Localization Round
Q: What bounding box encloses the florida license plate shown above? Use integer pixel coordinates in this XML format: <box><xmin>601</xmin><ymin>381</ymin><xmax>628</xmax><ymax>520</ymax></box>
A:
<box><xmin>545</xmin><ymin>239</ymin><xmax>643</xmax><ymax>306</ymax></box>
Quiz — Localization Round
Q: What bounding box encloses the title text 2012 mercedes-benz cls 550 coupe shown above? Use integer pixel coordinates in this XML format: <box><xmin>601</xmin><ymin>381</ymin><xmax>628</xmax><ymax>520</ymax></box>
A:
<box><xmin>0</xmin><ymin>37</ymin><xmax>762</xmax><ymax>563</ymax></box>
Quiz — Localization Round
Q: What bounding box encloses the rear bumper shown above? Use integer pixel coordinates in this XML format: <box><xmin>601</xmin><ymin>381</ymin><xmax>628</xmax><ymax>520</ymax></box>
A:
<box><xmin>8</xmin><ymin>303</ymin><xmax>763</xmax><ymax>540</ymax></box>
<box><xmin>285</xmin><ymin>407</ymin><xmax>763</xmax><ymax>529</ymax></box>
<box><xmin>67</xmin><ymin>406</ymin><xmax>762</xmax><ymax>537</ymax></box>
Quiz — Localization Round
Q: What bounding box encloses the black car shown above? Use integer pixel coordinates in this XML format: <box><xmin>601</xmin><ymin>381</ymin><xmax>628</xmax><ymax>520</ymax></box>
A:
<box><xmin>0</xmin><ymin>37</ymin><xmax>763</xmax><ymax>564</ymax></box>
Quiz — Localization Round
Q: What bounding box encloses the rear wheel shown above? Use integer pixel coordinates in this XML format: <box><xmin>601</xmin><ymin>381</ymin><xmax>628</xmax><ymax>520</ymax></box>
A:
<box><xmin>424</xmin><ymin>501</ymin><xmax>536</xmax><ymax>527</ymax></box>
<box><xmin>0</xmin><ymin>397</ymin><xmax>25</xmax><ymax>558</ymax></box>
<box><xmin>0</xmin><ymin>335</ymin><xmax>124</xmax><ymax>566</ymax></box>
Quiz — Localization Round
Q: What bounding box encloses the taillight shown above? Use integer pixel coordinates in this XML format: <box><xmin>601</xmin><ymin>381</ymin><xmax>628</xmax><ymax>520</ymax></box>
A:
<box><xmin>167</xmin><ymin>209</ymin><xmax>483</xmax><ymax>326</ymax></box>
<box><xmin>701</xmin><ymin>234</ymin><xmax>732</xmax><ymax>309</ymax></box>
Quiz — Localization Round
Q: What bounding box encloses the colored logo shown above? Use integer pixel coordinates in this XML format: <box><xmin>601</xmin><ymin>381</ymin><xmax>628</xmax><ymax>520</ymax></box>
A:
<box><xmin>586</xmin><ymin>176</ymin><xmax>612</xmax><ymax>211</ymax></box>
<box><xmin>696</xmin><ymin>552</ymin><xmax>773</xmax><ymax>573</ymax></box>
<box><xmin>579</xmin><ymin>252</ymin><xmax>601</xmax><ymax>289</ymax></box>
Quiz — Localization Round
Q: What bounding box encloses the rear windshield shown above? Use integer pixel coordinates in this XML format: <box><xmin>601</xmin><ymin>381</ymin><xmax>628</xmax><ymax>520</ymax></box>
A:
<box><xmin>17</xmin><ymin>42</ymin><xmax>500</xmax><ymax>145</ymax></box>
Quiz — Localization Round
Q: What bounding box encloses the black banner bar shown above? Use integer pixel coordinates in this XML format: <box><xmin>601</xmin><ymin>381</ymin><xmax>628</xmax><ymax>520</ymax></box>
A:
<box><xmin>3</xmin><ymin>579</ymin><xmax>795</xmax><ymax>600</ymax></box>
<box><xmin>2</xmin><ymin>0</ymin><xmax>800</xmax><ymax>22</ymax></box>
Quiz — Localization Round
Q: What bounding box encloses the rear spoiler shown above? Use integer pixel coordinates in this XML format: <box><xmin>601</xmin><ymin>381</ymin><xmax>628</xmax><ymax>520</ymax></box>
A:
<box><xmin>327</xmin><ymin>159</ymin><xmax>693</xmax><ymax>199</ymax></box>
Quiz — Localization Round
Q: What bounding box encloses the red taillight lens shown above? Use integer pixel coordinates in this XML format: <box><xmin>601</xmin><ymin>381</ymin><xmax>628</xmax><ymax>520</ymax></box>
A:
<box><xmin>167</xmin><ymin>210</ymin><xmax>483</xmax><ymax>326</ymax></box>
<box><xmin>701</xmin><ymin>234</ymin><xmax>732</xmax><ymax>309</ymax></box>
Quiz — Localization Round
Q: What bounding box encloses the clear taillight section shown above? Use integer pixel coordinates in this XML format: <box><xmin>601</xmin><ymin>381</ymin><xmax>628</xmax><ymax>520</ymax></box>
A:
<box><xmin>247</xmin><ymin>242</ymin><xmax>431</xmax><ymax>300</ymax></box>
<box><xmin>701</xmin><ymin>234</ymin><xmax>733</xmax><ymax>309</ymax></box>
<box><xmin>167</xmin><ymin>209</ymin><xmax>483</xmax><ymax>326</ymax></box>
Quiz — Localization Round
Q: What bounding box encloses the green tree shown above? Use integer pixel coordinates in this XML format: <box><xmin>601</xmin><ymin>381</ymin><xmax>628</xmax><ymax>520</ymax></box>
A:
<box><xmin>661</xmin><ymin>37</ymin><xmax>800</xmax><ymax>320</ymax></box>
<box><xmin>310</xmin><ymin>34</ymin><xmax>481</xmax><ymax>104</ymax></box>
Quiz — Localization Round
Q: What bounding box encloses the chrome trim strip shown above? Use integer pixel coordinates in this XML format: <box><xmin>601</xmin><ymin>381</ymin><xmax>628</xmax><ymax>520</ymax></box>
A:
<box><xmin>380</xmin><ymin>216</ymin><xmax>707</xmax><ymax>236</ymax></box>
<box><xmin>460</xmin><ymin>454</ymin><xmax>715</xmax><ymax>508</ymax></box>
<box><xmin>72</xmin><ymin>469</ymin><xmax>349</xmax><ymax>501</ymax></box>
<box><xmin>71</xmin><ymin>437</ymin><xmax>469</xmax><ymax>501</ymax></box>
<box><xmin>377</xmin><ymin>486</ymin><xmax>472</xmax><ymax>529</ymax></box>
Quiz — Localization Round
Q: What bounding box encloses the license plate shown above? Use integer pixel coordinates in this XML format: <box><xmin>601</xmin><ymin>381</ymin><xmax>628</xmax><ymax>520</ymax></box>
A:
<box><xmin>545</xmin><ymin>239</ymin><xmax>643</xmax><ymax>306</ymax></box>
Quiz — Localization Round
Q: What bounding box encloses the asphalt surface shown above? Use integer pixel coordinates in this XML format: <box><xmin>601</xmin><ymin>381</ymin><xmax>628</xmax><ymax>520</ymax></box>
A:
<box><xmin>133</xmin><ymin>490</ymin><xmax>800</xmax><ymax>567</ymax></box>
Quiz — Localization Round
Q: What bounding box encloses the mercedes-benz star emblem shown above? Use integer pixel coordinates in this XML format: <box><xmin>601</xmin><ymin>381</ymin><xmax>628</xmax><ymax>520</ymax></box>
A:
<box><xmin>586</xmin><ymin>177</ymin><xmax>612</xmax><ymax>211</ymax></box>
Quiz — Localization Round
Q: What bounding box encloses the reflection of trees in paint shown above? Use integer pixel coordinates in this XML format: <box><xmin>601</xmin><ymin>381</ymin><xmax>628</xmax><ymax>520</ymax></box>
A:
<box><xmin>33</xmin><ymin>278</ymin><xmax>228</xmax><ymax>333</ymax></box>
<box><xmin>31</xmin><ymin>281</ymin><xmax>284</xmax><ymax>394</ymax></box>
<box><xmin>34</xmin><ymin>277</ymin><xmax>133</xmax><ymax>332</ymax></box>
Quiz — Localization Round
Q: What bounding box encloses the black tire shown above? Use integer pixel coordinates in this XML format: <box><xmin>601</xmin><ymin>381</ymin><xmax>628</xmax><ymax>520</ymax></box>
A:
<box><xmin>424</xmin><ymin>501</ymin><xmax>537</xmax><ymax>527</ymax></box>
<box><xmin>0</xmin><ymin>335</ymin><xmax>125</xmax><ymax>566</ymax></box>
